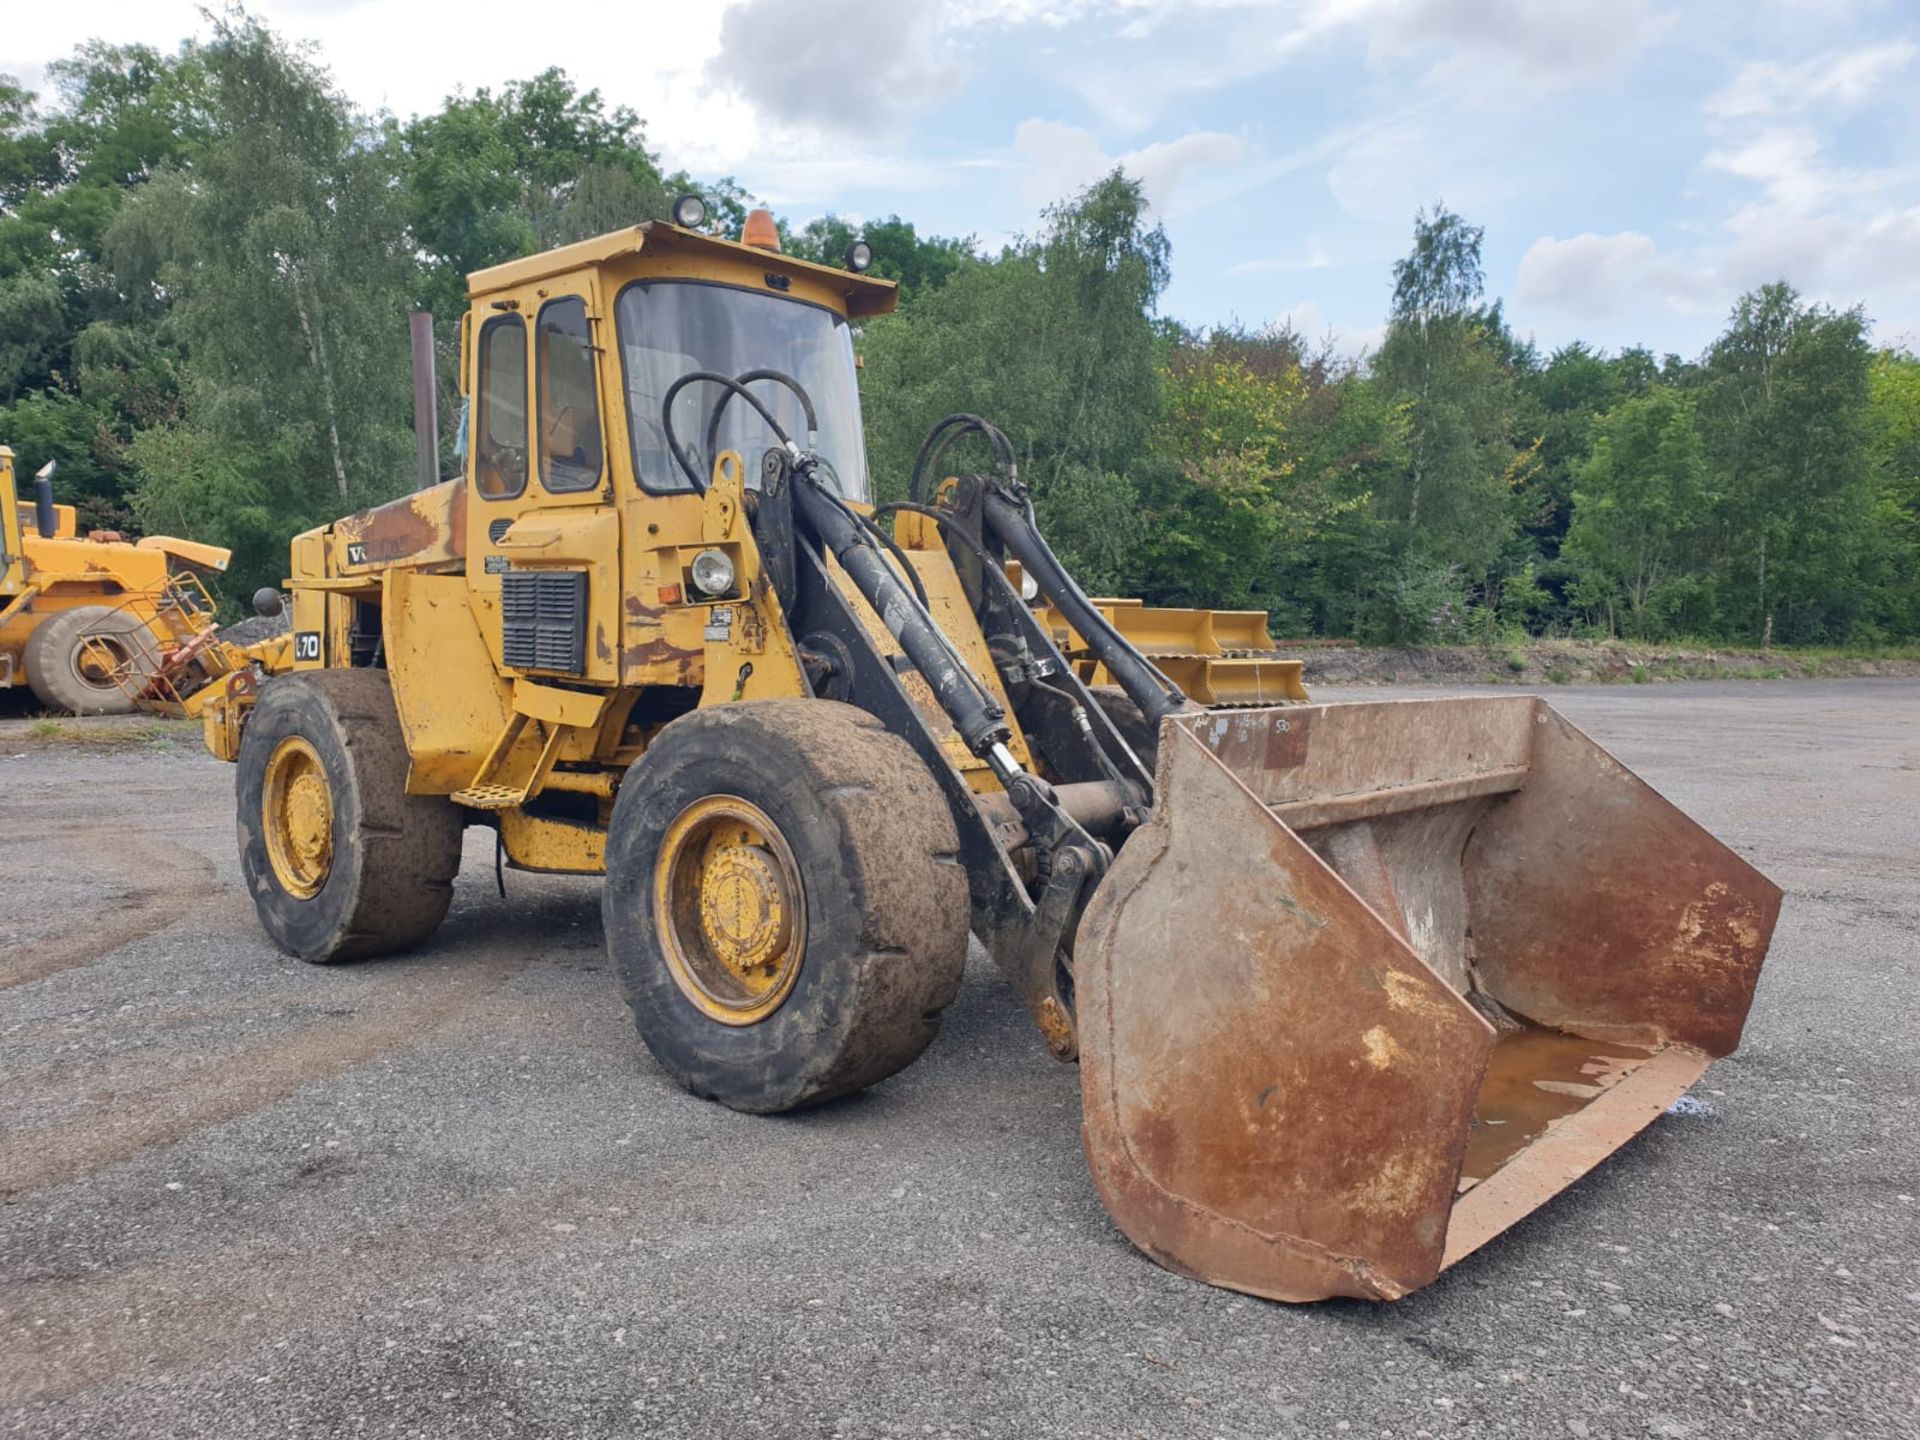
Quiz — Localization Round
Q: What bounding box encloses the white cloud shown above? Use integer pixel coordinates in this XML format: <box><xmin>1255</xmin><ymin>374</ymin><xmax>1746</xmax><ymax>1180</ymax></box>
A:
<box><xmin>1703</xmin><ymin>126</ymin><xmax>1899</xmax><ymax>212</ymax></box>
<box><xmin>1013</xmin><ymin>118</ymin><xmax>1248</xmax><ymax>215</ymax></box>
<box><xmin>706</xmin><ymin>0</ymin><xmax>967</xmax><ymax>132</ymax></box>
<box><xmin>1517</xmin><ymin>203</ymin><xmax>1920</xmax><ymax>340</ymax></box>
<box><xmin>1373</xmin><ymin>0</ymin><xmax>1664</xmax><ymax>83</ymax></box>
<box><xmin>1704</xmin><ymin>40</ymin><xmax>1917</xmax><ymax>118</ymax></box>
<box><xmin>1516</xmin><ymin>232</ymin><xmax>1708</xmax><ymax>321</ymax></box>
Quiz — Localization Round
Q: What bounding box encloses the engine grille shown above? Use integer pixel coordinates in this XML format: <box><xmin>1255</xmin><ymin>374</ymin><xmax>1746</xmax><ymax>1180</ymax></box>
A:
<box><xmin>501</xmin><ymin>570</ymin><xmax>587</xmax><ymax>675</ymax></box>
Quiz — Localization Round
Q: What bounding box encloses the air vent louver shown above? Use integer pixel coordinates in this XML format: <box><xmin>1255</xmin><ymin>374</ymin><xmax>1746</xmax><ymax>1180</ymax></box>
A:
<box><xmin>501</xmin><ymin>570</ymin><xmax>587</xmax><ymax>674</ymax></box>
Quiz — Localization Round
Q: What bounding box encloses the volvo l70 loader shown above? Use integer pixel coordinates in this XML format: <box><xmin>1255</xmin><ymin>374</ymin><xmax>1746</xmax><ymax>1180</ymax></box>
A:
<box><xmin>200</xmin><ymin>198</ymin><xmax>1780</xmax><ymax>1302</ymax></box>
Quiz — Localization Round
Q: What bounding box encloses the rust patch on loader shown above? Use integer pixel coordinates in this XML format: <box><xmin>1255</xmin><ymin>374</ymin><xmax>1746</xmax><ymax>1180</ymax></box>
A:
<box><xmin>336</xmin><ymin>478</ymin><xmax>465</xmax><ymax>567</ymax></box>
<box><xmin>1074</xmin><ymin>696</ymin><xmax>1779</xmax><ymax>1303</ymax></box>
<box><xmin>622</xmin><ymin>635</ymin><xmax>700</xmax><ymax>684</ymax></box>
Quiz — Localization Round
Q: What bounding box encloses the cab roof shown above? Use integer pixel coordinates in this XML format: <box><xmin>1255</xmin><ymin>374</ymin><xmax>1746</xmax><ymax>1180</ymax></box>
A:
<box><xmin>466</xmin><ymin>221</ymin><xmax>901</xmax><ymax>319</ymax></box>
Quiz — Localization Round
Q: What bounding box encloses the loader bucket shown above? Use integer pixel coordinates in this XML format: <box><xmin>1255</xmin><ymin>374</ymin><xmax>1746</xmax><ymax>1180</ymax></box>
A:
<box><xmin>1074</xmin><ymin>697</ymin><xmax>1780</xmax><ymax>1302</ymax></box>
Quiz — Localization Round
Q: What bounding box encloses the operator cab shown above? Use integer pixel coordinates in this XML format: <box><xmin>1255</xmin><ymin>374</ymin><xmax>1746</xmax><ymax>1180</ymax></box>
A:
<box><xmin>464</xmin><ymin>205</ymin><xmax>896</xmax><ymax>508</ymax></box>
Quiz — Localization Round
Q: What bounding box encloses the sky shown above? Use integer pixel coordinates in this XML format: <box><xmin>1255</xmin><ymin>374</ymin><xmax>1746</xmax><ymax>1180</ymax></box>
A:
<box><xmin>8</xmin><ymin>0</ymin><xmax>1920</xmax><ymax>360</ymax></box>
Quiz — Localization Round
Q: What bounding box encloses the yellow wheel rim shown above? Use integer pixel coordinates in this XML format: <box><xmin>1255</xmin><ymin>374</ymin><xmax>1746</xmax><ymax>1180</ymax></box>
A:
<box><xmin>654</xmin><ymin>795</ymin><xmax>806</xmax><ymax>1026</ymax></box>
<box><xmin>74</xmin><ymin>634</ymin><xmax>134</xmax><ymax>688</ymax></box>
<box><xmin>262</xmin><ymin>736</ymin><xmax>334</xmax><ymax>899</ymax></box>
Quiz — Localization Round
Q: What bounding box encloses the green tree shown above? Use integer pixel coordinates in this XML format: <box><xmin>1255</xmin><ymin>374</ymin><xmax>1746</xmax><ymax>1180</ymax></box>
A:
<box><xmin>0</xmin><ymin>44</ymin><xmax>208</xmax><ymax>522</ymax></box>
<box><xmin>393</xmin><ymin>69</ymin><xmax>756</xmax><ymax>323</ymax></box>
<box><xmin>1864</xmin><ymin>350</ymin><xmax>1920</xmax><ymax>636</ymax></box>
<box><xmin>785</xmin><ymin>213</ymin><xmax>973</xmax><ymax>300</ymax></box>
<box><xmin>1366</xmin><ymin>204</ymin><xmax>1526</xmax><ymax>637</ymax></box>
<box><xmin>857</xmin><ymin>170</ymin><xmax>1167</xmax><ymax>589</ymax></box>
<box><xmin>1563</xmin><ymin>389</ymin><xmax>1710</xmax><ymax>637</ymax></box>
<box><xmin>1696</xmin><ymin>284</ymin><xmax>1875</xmax><ymax>642</ymax></box>
<box><xmin>1133</xmin><ymin>330</ymin><xmax>1362</xmax><ymax>609</ymax></box>
<box><xmin>108</xmin><ymin>15</ymin><xmax>415</xmax><ymax>593</ymax></box>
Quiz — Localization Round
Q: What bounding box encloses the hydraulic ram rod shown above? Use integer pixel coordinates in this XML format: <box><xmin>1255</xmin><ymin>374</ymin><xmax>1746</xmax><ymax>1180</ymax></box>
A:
<box><xmin>791</xmin><ymin>476</ymin><xmax>1011</xmax><ymax>758</ymax></box>
<box><xmin>982</xmin><ymin>490</ymin><xmax>1192</xmax><ymax>732</ymax></box>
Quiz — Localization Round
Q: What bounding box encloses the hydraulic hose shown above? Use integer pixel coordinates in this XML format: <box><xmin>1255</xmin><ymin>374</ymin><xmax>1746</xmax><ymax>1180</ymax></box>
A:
<box><xmin>661</xmin><ymin>371</ymin><xmax>801</xmax><ymax>492</ymax></box>
<box><xmin>703</xmin><ymin>368</ymin><xmax>819</xmax><ymax>474</ymax></box>
<box><xmin>792</xmin><ymin>478</ymin><xmax>1010</xmax><ymax>758</ymax></box>
<box><xmin>981</xmin><ymin>489</ymin><xmax>1192</xmax><ymax>732</ymax></box>
<box><xmin>873</xmin><ymin>500</ymin><xmax>1148</xmax><ymax>793</ymax></box>
<box><xmin>909</xmin><ymin>413</ymin><xmax>1018</xmax><ymax>505</ymax></box>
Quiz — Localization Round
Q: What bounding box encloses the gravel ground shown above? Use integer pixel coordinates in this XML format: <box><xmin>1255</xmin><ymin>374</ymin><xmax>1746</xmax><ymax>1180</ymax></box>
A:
<box><xmin>1</xmin><ymin>680</ymin><xmax>1915</xmax><ymax>1439</ymax></box>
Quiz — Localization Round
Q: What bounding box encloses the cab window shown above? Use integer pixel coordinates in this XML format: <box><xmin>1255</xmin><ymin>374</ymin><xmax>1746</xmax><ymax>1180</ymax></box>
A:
<box><xmin>476</xmin><ymin>315</ymin><xmax>528</xmax><ymax>500</ymax></box>
<box><xmin>537</xmin><ymin>297</ymin><xmax>605</xmax><ymax>493</ymax></box>
<box><xmin>616</xmin><ymin>280</ymin><xmax>870</xmax><ymax>500</ymax></box>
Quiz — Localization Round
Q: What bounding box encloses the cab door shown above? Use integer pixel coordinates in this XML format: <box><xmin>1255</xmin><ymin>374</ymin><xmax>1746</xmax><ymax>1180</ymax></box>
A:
<box><xmin>465</xmin><ymin>274</ymin><xmax>622</xmax><ymax>685</ymax></box>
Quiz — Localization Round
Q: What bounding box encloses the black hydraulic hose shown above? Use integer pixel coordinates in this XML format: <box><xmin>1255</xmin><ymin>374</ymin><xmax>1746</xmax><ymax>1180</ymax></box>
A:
<box><xmin>793</xmin><ymin>478</ymin><xmax>1010</xmax><ymax>757</ymax></box>
<box><xmin>981</xmin><ymin>489</ymin><xmax>1192</xmax><ymax>731</ymax></box>
<box><xmin>703</xmin><ymin>368</ymin><xmax>819</xmax><ymax>475</ymax></box>
<box><xmin>661</xmin><ymin>371</ymin><xmax>798</xmax><ymax>492</ymax></box>
<box><xmin>870</xmin><ymin>501</ymin><xmax>1010</xmax><ymax>591</ymax></box>
<box><xmin>909</xmin><ymin>413</ymin><xmax>1018</xmax><ymax>504</ymax></box>
<box><xmin>876</xmin><ymin>500</ymin><xmax>1147</xmax><ymax>790</ymax></box>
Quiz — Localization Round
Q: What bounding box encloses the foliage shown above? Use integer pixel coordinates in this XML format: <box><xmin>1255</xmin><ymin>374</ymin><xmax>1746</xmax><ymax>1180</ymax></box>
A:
<box><xmin>1563</xmin><ymin>389</ymin><xmax>1709</xmax><ymax>637</ymax></box>
<box><xmin>784</xmin><ymin>214</ymin><xmax>974</xmax><ymax>301</ymax></box>
<box><xmin>1131</xmin><ymin>331</ymin><xmax>1361</xmax><ymax>608</ymax></box>
<box><xmin>855</xmin><ymin>170</ymin><xmax>1167</xmax><ymax>589</ymax></box>
<box><xmin>107</xmin><ymin>15</ymin><xmax>417</xmax><ymax>592</ymax></box>
<box><xmin>0</xmin><ymin>19</ymin><xmax>1910</xmax><ymax>647</ymax></box>
<box><xmin>1694</xmin><ymin>284</ymin><xmax>1875</xmax><ymax>643</ymax></box>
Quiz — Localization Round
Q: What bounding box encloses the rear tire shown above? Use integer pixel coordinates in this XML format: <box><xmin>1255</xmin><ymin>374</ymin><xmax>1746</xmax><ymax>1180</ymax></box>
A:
<box><xmin>605</xmin><ymin>699</ymin><xmax>969</xmax><ymax>1113</ymax></box>
<box><xmin>236</xmin><ymin>669</ymin><xmax>464</xmax><ymax>962</ymax></box>
<box><xmin>24</xmin><ymin>605</ymin><xmax>155</xmax><ymax>715</ymax></box>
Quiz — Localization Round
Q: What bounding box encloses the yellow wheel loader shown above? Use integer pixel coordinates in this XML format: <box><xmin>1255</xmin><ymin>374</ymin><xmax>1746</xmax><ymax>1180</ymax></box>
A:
<box><xmin>0</xmin><ymin>447</ymin><xmax>236</xmax><ymax>714</ymax></box>
<box><xmin>204</xmin><ymin>201</ymin><xmax>1780</xmax><ymax>1303</ymax></box>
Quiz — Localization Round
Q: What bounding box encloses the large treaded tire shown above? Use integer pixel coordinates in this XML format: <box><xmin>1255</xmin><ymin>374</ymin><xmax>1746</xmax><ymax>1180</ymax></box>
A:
<box><xmin>24</xmin><ymin>605</ymin><xmax>155</xmax><ymax>715</ymax></box>
<box><xmin>605</xmin><ymin>699</ymin><xmax>969</xmax><ymax>1114</ymax></box>
<box><xmin>236</xmin><ymin>669</ymin><xmax>464</xmax><ymax>963</ymax></box>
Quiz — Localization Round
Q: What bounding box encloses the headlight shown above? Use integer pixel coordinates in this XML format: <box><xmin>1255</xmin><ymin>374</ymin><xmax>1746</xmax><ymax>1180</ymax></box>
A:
<box><xmin>1019</xmin><ymin>570</ymin><xmax>1040</xmax><ymax>603</ymax></box>
<box><xmin>690</xmin><ymin>548</ymin><xmax>736</xmax><ymax>597</ymax></box>
<box><xmin>671</xmin><ymin>193</ymin><xmax>708</xmax><ymax>230</ymax></box>
<box><xmin>845</xmin><ymin>238</ymin><xmax>874</xmax><ymax>273</ymax></box>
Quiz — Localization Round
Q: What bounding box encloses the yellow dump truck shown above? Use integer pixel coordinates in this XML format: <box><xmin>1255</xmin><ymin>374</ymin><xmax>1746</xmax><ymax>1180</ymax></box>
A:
<box><xmin>190</xmin><ymin>199</ymin><xmax>1780</xmax><ymax>1303</ymax></box>
<box><xmin>0</xmin><ymin>447</ymin><xmax>234</xmax><ymax>714</ymax></box>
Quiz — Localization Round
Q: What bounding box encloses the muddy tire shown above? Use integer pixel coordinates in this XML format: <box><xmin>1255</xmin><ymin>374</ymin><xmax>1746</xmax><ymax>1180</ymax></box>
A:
<box><xmin>23</xmin><ymin>605</ymin><xmax>156</xmax><ymax>715</ymax></box>
<box><xmin>1091</xmin><ymin>686</ymin><xmax>1159</xmax><ymax>772</ymax></box>
<box><xmin>236</xmin><ymin>669</ymin><xmax>463</xmax><ymax>963</ymax></box>
<box><xmin>605</xmin><ymin>699</ymin><xmax>969</xmax><ymax>1113</ymax></box>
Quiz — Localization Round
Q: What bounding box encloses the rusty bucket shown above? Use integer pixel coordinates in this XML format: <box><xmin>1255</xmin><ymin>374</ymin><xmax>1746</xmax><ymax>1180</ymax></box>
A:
<box><xmin>1074</xmin><ymin>697</ymin><xmax>1780</xmax><ymax>1302</ymax></box>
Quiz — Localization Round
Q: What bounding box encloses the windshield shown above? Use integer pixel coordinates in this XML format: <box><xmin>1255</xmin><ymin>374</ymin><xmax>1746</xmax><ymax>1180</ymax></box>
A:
<box><xmin>616</xmin><ymin>281</ymin><xmax>870</xmax><ymax>500</ymax></box>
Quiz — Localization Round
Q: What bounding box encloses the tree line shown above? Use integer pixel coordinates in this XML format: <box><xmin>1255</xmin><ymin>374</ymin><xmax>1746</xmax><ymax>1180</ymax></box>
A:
<box><xmin>4</xmin><ymin>16</ymin><xmax>1915</xmax><ymax>646</ymax></box>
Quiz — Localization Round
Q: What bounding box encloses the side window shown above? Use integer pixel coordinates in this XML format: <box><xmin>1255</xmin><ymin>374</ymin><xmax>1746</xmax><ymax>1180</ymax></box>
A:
<box><xmin>476</xmin><ymin>315</ymin><xmax>528</xmax><ymax>500</ymax></box>
<box><xmin>537</xmin><ymin>297</ymin><xmax>605</xmax><ymax>493</ymax></box>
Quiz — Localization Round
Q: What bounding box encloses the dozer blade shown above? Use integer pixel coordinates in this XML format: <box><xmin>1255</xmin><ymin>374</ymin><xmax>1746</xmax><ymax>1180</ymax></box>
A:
<box><xmin>1074</xmin><ymin>697</ymin><xmax>1780</xmax><ymax>1302</ymax></box>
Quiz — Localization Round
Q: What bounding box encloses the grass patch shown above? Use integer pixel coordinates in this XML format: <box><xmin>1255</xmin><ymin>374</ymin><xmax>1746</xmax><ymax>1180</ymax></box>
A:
<box><xmin>8</xmin><ymin>715</ymin><xmax>200</xmax><ymax>751</ymax></box>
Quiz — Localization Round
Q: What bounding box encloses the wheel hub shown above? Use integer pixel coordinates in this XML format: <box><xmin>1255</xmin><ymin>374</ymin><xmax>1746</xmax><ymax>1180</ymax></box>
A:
<box><xmin>697</xmin><ymin>842</ymin><xmax>794</xmax><ymax>977</ymax></box>
<box><xmin>263</xmin><ymin>736</ymin><xmax>334</xmax><ymax>898</ymax></box>
<box><xmin>656</xmin><ymin>796</ymin><xmax>806</xmax><ymax>1026</ymax></box>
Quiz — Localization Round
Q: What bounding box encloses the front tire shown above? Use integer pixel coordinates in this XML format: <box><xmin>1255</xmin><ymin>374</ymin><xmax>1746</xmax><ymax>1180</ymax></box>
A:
<box><xmin>605</xmin><ymin>699</ymin><xmax>969</xmax><ymax>1113</ymax></box>
<box><xmin>236</xmin><ymin>669</ymin><xmax>463</xmax><ymax>962</ymax></box>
